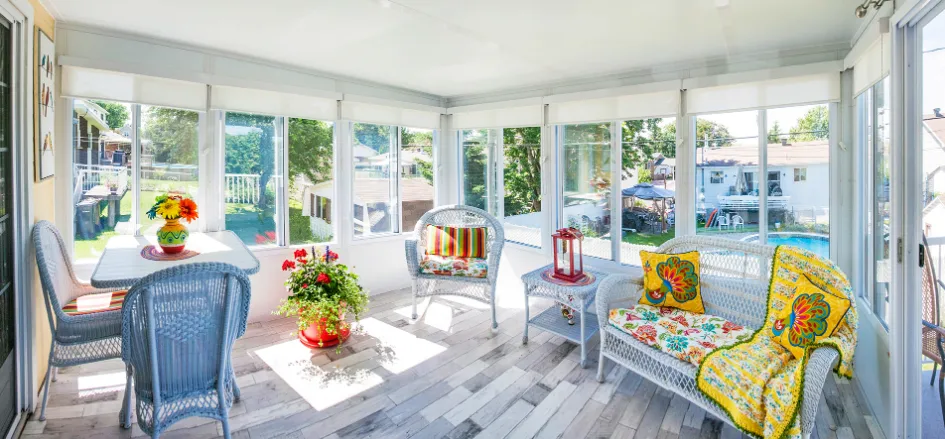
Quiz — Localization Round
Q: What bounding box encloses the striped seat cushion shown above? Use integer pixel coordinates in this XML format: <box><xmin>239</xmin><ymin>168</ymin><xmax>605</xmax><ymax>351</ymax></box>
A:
<box><xmin>425</xmin><ymin>225</ymin><xmax>488</xmax><ymax>258</ymax></box>
<box><xmin>62</xmin><ymin>290</ymin><xmax>127</xmax><ymax>316</ymax></box>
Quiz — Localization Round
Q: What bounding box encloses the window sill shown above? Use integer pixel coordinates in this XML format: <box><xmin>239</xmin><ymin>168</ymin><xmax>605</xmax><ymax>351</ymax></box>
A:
<box><xmin>351</xmin><ymin>233</ymin><xmax>407</xmax><ymax>245</ymax></box>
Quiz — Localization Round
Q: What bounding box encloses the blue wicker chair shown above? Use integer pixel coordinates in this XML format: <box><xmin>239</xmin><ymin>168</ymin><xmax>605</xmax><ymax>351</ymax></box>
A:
<box><xmin>405</xmin><ymin>205</ymin><xmax>505</xmax><ymax>329</ymax></box>
<box><xmin>120</xmin><ymin>263</ymin><xmax>251</xmax><ymax>438</ymax></box>
<box><xmin>32</xmin><ymin>220</ymin><xmax>125</xmax><ymax>421</ymax></box>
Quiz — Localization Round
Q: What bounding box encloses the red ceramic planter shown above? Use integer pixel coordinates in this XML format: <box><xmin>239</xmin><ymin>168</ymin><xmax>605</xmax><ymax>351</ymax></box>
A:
<box><xmin>298</xmin><ymin>316</ymin><xmax>350</xmax><ymax>348</ymax></box>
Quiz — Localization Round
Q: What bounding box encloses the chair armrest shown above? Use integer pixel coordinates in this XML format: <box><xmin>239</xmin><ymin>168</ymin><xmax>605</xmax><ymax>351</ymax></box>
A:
<box><xmin>596</xmin><ymin>274</ymin><xmax>643</xmax><ymax>329</ymax></box>
<box><xmin>405</xmin><ymin>239</ymin><xmax>421</xmax><ymax>278</ymax></box>
<box><xmin>799</xmin><ymin>346</ymin><xmax>840</xmax><ymax>435</ymax></box>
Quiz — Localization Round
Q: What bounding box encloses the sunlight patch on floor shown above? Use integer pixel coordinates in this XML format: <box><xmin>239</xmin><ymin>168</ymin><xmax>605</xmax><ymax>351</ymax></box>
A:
<box><xmin>359</xmin><ymin>318</ymin><xmax>446</xmax><ymax>374</ymax></box>
<box><xmin>255</xmin><ymin>317</ymin><xmax>445</xmax><ymax>411</ymax></box>
<box><xmin>77</xmin><ymin>371</ymin><xmax>126</xmax><ymax>398</ymax></box>
<box><xmin>394</xmin><ymin>300</ymin><xmax>454</xmax><ymax>331</ymax></box>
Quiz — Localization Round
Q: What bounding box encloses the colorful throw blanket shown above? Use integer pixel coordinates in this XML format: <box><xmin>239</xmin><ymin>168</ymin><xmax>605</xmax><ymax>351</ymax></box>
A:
<box><xmin>695</xmin><ymin>246</ymin><xmax>858</xmax><ymax>439</ymax></box>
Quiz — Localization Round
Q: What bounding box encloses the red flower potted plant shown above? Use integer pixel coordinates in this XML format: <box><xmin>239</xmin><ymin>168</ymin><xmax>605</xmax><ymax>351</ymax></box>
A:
<box><xmin>275</xmin><ymin>247</ymin><xmax>368</xmax><ymax>349</ymax></box>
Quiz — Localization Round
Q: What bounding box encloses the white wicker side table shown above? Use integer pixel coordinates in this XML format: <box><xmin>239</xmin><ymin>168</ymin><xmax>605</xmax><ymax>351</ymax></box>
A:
<box><xmin>521</xmin><ymin>265</ymin><xmax>608</xmax><ymax>368</ymax></box>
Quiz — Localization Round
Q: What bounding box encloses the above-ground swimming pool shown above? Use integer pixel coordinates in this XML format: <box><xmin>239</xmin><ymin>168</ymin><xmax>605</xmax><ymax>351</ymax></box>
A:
<box><xmin>742</xmin><ymin>233</ymin><xmax>830</xmax><ymax>259</ymax></box>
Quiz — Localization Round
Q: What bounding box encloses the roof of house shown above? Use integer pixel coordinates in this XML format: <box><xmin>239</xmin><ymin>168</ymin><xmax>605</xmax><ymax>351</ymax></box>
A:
<box><xmin>306</xmin><ymin>178</ymin><xmax>434</xmax><ymax>205</ymax></box>
<box><xmin>924</xmin><ymin>114</ymin><xmax>945</xmax><ymax>148</ymax></box>
<box><xmin>697</xmin><ymin>140</ymin><xmax>829</xmax><ymax>167</ymax></box>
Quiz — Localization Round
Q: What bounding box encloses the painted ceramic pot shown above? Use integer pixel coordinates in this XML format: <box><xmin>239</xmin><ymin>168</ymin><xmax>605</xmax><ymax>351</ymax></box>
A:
<box><xmin>298</xmin><ymin>315</ymin><xmax>350</xmax><ymax>348</ymax></box>
<box><xmin>157</xmin><ymin>218</ymin><xmax>189</xmax><ymax>254</ymax></box>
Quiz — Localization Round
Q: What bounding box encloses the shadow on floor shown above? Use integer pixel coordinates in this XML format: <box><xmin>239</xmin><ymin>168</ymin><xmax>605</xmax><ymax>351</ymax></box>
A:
<box><xmin>923</xmin><ymin>370</ymin><xmax>945</xmax><ymax>438</ymax></box>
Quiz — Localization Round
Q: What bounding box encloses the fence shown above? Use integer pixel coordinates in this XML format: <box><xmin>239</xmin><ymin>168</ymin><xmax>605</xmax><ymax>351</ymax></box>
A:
<box><xmin>73</xmin><ymin>164</ymin><xmax>128</xmax><ymax>204</ymax></box>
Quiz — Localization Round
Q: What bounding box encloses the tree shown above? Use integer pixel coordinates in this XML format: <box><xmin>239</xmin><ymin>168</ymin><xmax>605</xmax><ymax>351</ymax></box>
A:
<box><xmin>401</xmin><ymin>128</ymin><xmax>434</xmax><ymax>186</ymax></box>
<box><xmin>788</xmin><ymin>106</ymin><xmax>829</xmax><ymax>142</ymax></box>
<box><xmin>503</xmin><ymin>127</ymin><xmax>541</xmax><ymax>216</ymax></box>
<box><xmin>225</xmin><ymin>113</ymin><xmax>277</xmax><ymax>210</ymax></box>
<box><xmin>661</xmin><ymin>119</ymin><xmax>733</xmax><ymax>149</ymax></box>
<box><xmin>622</xmin><ymin>118</ymin><xmax>672</xmax><ymax>180</ymax></box>
<box><xmin>92</xmin><ymin>100</ymin><xmax>129</xmax><ymax>130</ymax></box>
<box><xmin>141</xmin><ymin>107</ymin><xmax>198</xmax><ymax>167</ymax></box>
<box><xmin>768</xmin><ymin>120</ymin><xmax>784</xmax><ymax>144</ymax></box>
<box><xmin>353</xmin><ymin>123</ymin><xmax>391</xmax><ymax>153</ymax></box>
<box><xmin>288</xmin><ymin>118</ymin><xmax>334</xmax><ymax>185</ymax></box>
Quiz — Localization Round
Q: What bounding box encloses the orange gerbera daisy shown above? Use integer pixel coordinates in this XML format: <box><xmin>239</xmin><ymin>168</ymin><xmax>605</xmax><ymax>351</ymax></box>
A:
<box><xmin>178</xmin><ymin>198</ymin><xmax>199</xmax><ymax>222</ymax></box>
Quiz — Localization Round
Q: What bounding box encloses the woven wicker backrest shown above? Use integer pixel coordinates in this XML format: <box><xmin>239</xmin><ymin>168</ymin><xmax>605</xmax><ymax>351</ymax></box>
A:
<box><xmin>32</xmin><ymin>220</ymin><xmax>80</xmax><ymax>314</ymax></box>
<box><xmin>656</xmin><ymin>236</ymin><xmax>775</xmax><ymax>329</ymax></box>
<box><xmin>413</xmin><ymin>205</ymin><xmax>504</xmax><ymax>259</ymax></box>
<box><xmin>121</xmin><ymin>263</ymin><xmax>251</xmax><ymax>405</ymax></box>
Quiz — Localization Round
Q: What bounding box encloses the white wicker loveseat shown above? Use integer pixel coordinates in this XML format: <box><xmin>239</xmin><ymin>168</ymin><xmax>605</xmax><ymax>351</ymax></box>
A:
<box><xmin>595</xmin><ymin>236</ymin><xmax>840</xmax><ymax>439</ymax></box>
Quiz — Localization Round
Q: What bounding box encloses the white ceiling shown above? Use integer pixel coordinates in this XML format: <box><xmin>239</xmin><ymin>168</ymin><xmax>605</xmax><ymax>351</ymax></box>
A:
<box><xmin>42</xmin><ymin>0</ymin><xmax>863</xmax><ymax>98</ymax></box>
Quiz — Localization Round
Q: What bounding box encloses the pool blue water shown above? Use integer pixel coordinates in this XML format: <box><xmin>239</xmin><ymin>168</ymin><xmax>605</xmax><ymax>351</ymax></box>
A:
<box><xmin>765</xmin><ymin>235</ymin><xmax>830</xmax><ymax>259</ymax></box>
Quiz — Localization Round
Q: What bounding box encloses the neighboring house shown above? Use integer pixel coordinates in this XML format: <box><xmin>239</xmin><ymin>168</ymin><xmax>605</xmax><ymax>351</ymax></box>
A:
<box><xmin>696</xmin><ymin>139</ymin><xmax>829</xmax><ymax>223</ymax></box>
<box><xmin>72</xmin><ymin>99</ymin><xmax>109</xmax><ymax>166</ymax></box>
<box><xmin>300</xmin><ymin>177</ymin><xmax>434</xmax><ymax>237</ymax></box>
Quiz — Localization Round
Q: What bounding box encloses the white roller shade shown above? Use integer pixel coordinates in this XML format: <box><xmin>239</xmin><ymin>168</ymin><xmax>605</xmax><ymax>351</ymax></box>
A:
<box><xmin>449</xmin><ymin>100</ymin><xmax>543</xmax><ymax>129</ymax></box>
<box><xmin>546</xmin><ymin>90</ymin><xmax>678</xmax><ymax>125</ymax></box>
<box><xmin>61</xmin><ymin>66</ymin><xmax>207</xmax><ymax>111</ymax></box>
<box><xmin>210</xmin><ymin>85</ymin><xmax>338</xmax><ymax>120</ymax></box>
<box><xmin>686</xmin><ymin>73</ymin><xmax>840</xmax><ymax>115</ymax></box>
<box><xmin>341</xmin><ymin>101</ymin><xmax>441</xmax><ymax>129</ymax></box>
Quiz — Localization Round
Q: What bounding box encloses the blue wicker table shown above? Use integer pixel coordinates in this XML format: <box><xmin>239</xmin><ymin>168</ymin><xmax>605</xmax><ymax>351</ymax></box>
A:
<box><xmin>521</xmin><ymin>264</ymin><xmax>608</xmax><ymax>368</ymax></box>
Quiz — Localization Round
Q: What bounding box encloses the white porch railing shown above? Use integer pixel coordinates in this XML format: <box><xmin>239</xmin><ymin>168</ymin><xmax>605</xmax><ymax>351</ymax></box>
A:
<box><xmin>927</xmin><ymin>236</ymin><xmax>945</xmax><ymax>282</ymax></box>
<box><xmin>717</xmin><ymin>195</ymin><xmax>790</xmax><ymax>210</ymax></box>
<box><xmin>224</xmin><ymin>174</ymin><xmax>262</xmax><ymax>204</ymax></box>
<box><xmin>73</xmin><ymin>164</ymin><xmax>128</xmax><ymax>203</ymax></box>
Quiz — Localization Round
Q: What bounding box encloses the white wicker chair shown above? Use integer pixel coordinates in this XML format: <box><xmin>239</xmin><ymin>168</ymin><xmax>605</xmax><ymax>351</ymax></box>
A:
<box><xmin>404</xmin><ymin>205</ymin><xmax>504</xmax><ymax>329</ymax></box>
<box><xmin>595</xmin><ymin>236</ymin><xmax>839</xmax><ymax>439</ymax></box>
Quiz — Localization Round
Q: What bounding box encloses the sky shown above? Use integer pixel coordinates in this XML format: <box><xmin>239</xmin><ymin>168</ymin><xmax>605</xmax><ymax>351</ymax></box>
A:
<box><xmin>924</xmin><ymin>13</ymin><xmax>945</xmax><ymax>112</ymax></box>
<box><xmin>698</xmin><ymin>105</ymin><xmax>820</xmax><ymax>147</ymax></box>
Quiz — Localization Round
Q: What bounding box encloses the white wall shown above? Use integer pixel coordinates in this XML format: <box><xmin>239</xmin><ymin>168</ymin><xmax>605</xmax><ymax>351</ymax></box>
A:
<box><xmin>698</xmin><ymin>164</ymin><xmax>829</xmax><ymax>211</ymax></box>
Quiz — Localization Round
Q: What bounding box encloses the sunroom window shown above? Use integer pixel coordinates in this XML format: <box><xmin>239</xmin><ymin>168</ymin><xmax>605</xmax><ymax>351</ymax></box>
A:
<box><xmin>561</xmin><ymin>123</ymin><xmax>612</xmax><ymax>260</ymax></box>
<box><xmin>620</xmin><ymin>117</ymin><xmax>676</xmax><ymax>266</ymax></box>
<box><xmin>138</xmin><ymin>105</ymin><xmax>200</xmax><ymax>235</ymax></box>
<box><xmin>288</xmin><ymin>118</ymin><xmax>334</xmax><ymax>245</ymax></box>
<box><xmin>223</xmin><ymin>112</ymin><xmax>284</xmax><ymax>246</ymax></box>
<box><xmin>72</xmin><ymin>99</ymin><xmax>135</xmax><ymax>261</ymax></box>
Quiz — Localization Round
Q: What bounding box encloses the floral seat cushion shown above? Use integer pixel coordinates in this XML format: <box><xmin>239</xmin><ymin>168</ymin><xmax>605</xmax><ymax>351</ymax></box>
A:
<box><xmin>420</xmin><ymin>254</ymin><xmax>488</xmax><ymax>278</ymax></box>
<box><xmin>62</xmin><ymin>290</ymin><xmax>127</xmax><ymax>316</ymax></box>
<box><xmin>608</xmin><ymin>304</ymin><xmax>753</xmax><ymax>367</ymax></box>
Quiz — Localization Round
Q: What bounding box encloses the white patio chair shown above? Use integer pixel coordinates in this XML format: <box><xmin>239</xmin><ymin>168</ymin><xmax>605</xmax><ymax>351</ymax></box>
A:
<box><xmin>732</xmin><ymin>214</ymin><xmax>745</xmax><ymax>230</ymax></box>
<box><xmin>717</xmin><ymin>214</ymin><xmax>730</xmax><ymax>230</ymax></box>
<box><xmin>405</xmin><ymin>205</ymin><xmax>504</xmax><ymax>330</ymax></box>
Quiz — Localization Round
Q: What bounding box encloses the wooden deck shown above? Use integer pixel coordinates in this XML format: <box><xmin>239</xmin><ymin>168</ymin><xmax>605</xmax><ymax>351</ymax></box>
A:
<box><xmin>22</xmin><ymin>288</ymin><xmax>883</xmax><ymax>439</ymax></box>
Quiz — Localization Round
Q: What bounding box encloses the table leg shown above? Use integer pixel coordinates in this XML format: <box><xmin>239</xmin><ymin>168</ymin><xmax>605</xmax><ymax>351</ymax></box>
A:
<box><xmin>579</xmin><ymin>298</ymin><xmax>586</xmax><ymax>368</ymax></box>
<box><xmin>523</xmin><ymin>285</ymin><xmax>530</xmax><ymax>344</ymax></box>
<box><xmin>108</xmin><ymin>199</ymin><xmax>118</xmax><ymax>228</ymax></box>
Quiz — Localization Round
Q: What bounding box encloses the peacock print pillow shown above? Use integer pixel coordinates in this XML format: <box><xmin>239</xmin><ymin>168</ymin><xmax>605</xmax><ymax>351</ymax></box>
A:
<box><xmin>638</xmin><ymin>250</ymin><xmax>705</xmax><ymax>314</ymax></box>
<box><xmin>771</xmin><ymin>275</ymin><xmax>851</xmax><ymax>359</ymax></box>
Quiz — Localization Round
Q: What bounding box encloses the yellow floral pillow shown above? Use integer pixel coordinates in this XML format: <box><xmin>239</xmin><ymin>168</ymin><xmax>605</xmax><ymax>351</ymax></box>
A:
<box><xmin>771</xmin><ymin>275</ymin><xmax>851</xmax><ymax>359</ymax></box>
<box><xmin>639</xmin><ymin>250</ymin><xmax>705</xmax><ymax>314</ymax></box>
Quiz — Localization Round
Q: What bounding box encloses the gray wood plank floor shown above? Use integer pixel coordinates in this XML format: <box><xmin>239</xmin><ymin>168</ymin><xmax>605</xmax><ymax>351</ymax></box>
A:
<box><xmin>22</xmin><ymin>288</ymin><xmax>882</xmax><ymax>439</ymax></box>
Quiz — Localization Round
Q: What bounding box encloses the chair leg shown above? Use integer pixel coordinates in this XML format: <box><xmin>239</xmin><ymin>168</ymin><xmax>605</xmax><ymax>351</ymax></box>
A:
<box><xmin>50</xmin><ymin>366</ymin><xmax>57</xmax><ymax>383</ymax></box>
<box><xmin>221</xmin><ymin>418</ymin><xmax>231</xmax><ymax>439</ymax></box>
<box><xmin>121</xmin><ymin>364</ymin><xmax>133</xmax><ymax>429</ymax></box>
<box><xmin>490</xmin><ymin>287</ymin><xmax>498</xmax><ymax>332</ymax></box>
<box><xmin>933</xmin><ymin>363</ymin><xmax>939</xmax><ymax>386</ymax></box>
<box><xmin>597</xmin><ymin>331</ymin><xmax>606</xmax><ymax>382</ymax></box>
<box><xmin>411</xmin><ymin>284</ymin><xmax>418</xmax><ymax>320</ymax></box>
<box><xmin>38</xmin><ymin>343</ymin><xmax>54</xmax><ymax>421</ymax></box>
<box><xmin>939</xmin><ymin>371</ymin><xmax>945</xmax><ymax>431</ymax></box>
<box><xmin>233</xmin><ymin>373</ymin><xmax>241</xmax><ymax>402</ymax></box>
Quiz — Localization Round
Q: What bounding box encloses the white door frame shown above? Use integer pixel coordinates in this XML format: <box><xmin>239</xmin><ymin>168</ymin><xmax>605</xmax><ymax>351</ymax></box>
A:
<box><xmin>892</xmin><ymin>1</ymin><xmax>945</xmax><ymax>437</ymax></box>
<box><xmin>0</xmin><ymin>0</ymin><xmax>35</xmax><ymax>437</ymax></box>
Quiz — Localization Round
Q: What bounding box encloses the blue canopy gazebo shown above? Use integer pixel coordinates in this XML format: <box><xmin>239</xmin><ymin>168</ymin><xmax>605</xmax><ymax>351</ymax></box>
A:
<box><xmin>622</xmin><ymin>183</ymin><xmax>675</xmax><ymax>232</ymax></box>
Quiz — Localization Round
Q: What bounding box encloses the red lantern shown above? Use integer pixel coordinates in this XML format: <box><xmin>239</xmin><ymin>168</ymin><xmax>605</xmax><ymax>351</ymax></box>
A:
<box><xmin>552</xmin><ymin>227</ymin><xmax>585</xmax><ymax>282</ymax></box>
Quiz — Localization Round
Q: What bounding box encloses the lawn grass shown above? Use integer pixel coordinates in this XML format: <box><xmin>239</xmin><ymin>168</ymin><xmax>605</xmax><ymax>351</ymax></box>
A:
<box><xmin>74</xmin><ymin>184</ymin><xmax>330</xmax><ymax>260</ymax></box>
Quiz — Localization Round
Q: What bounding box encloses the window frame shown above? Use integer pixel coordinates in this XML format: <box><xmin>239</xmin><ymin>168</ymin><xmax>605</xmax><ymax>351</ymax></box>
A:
<box><xmin>710</xmin><ymin>171</ymin><xmax>724</xmax><ymax>184</ymax></box>
<box><xmin>794</xmin><ymin>167</ymin><xmax>807</xmax><ymax>182</ymax></box>
<box><xmin>457</xmin><ymin>127</ymin><xmax>545</xmax><ymax>249</ymax></box>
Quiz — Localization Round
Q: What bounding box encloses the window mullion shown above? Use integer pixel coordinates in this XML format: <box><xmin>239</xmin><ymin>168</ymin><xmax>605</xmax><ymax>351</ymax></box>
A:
<box><xmin>759</xmin><ymin>110</ymin><xmax>768</xmax><ymax>246</ymax></box>
<box><xmin>281</xmin><ymin>117</ymin><xmax>290</xmax><ymax>246</ymax></box>
<box><xmin>131</xmin><ymin>104</ymin><xmax>141</xmax><ymax>235</ymax></box>
<box><xmin>611</xmin><ymin>120</ymin><xmax>621</xmax><ymax>263</ymax></box>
